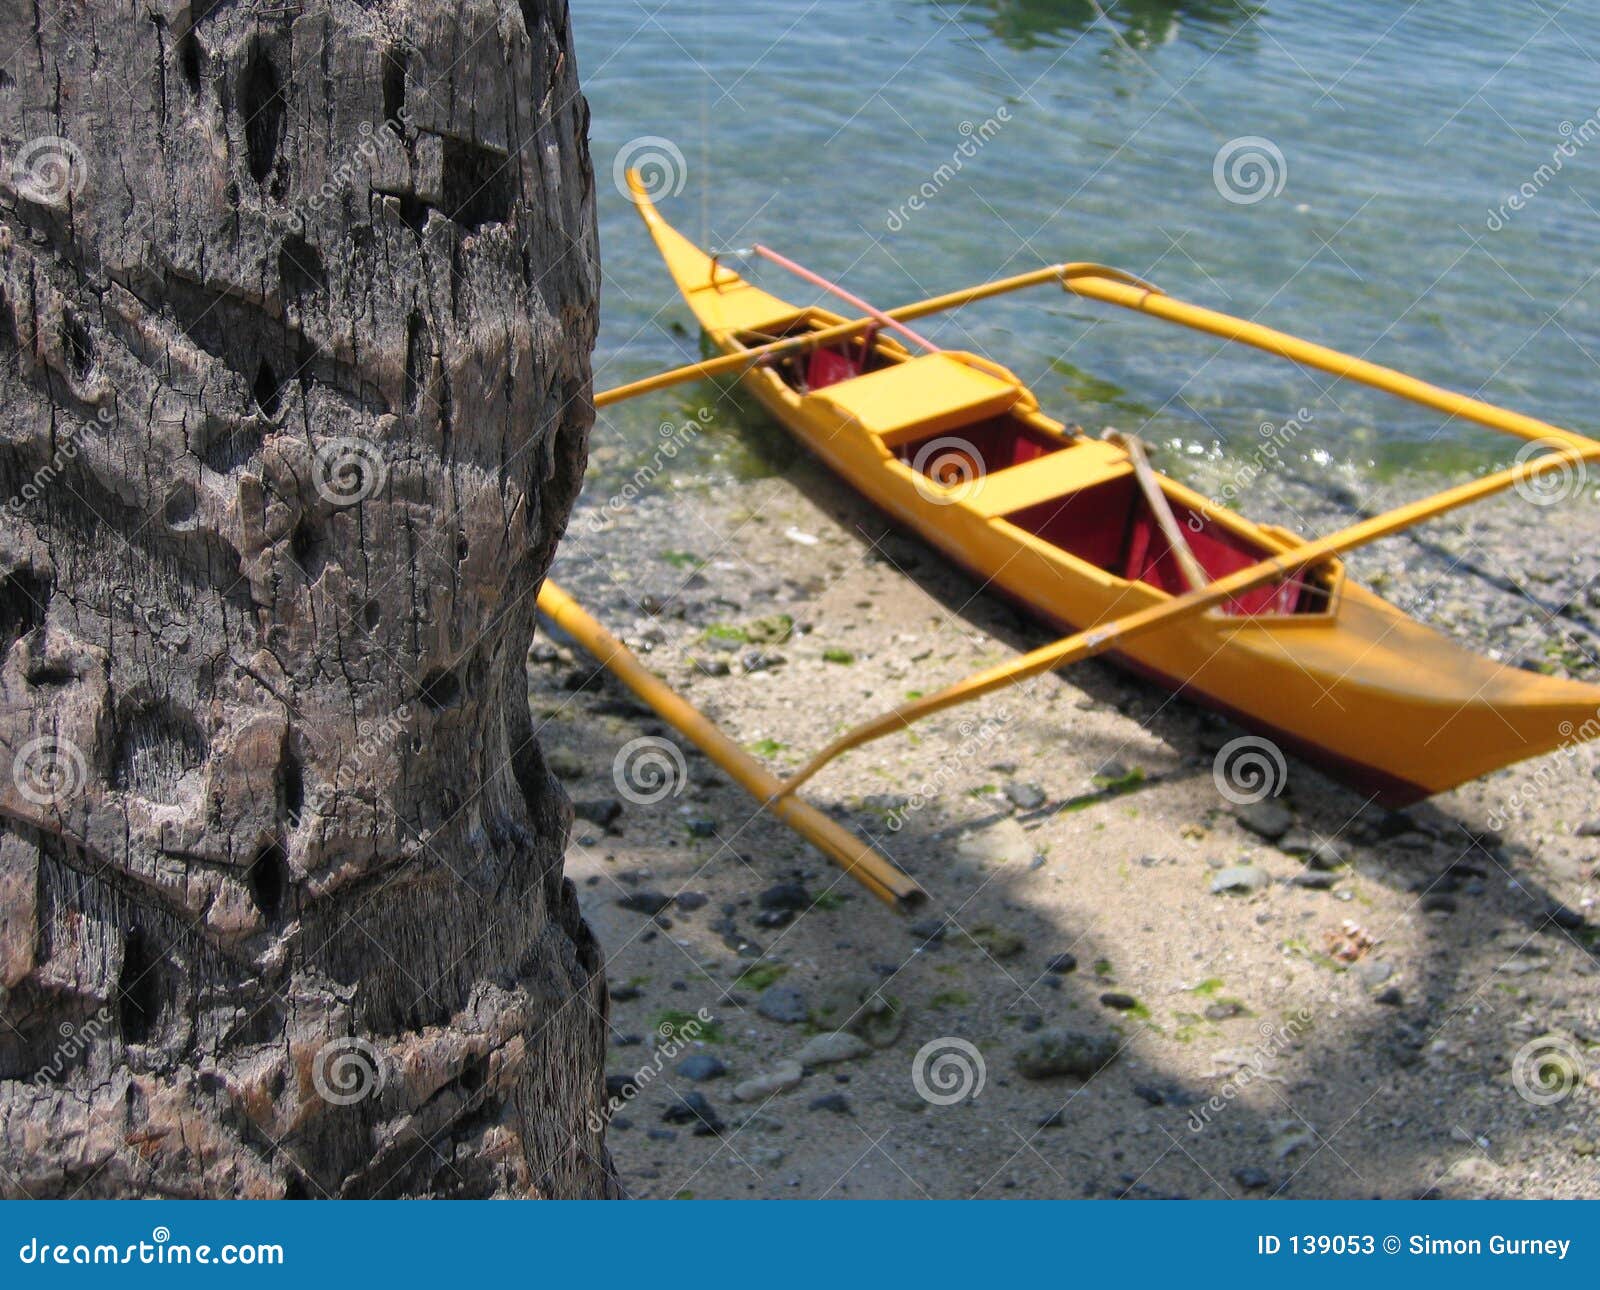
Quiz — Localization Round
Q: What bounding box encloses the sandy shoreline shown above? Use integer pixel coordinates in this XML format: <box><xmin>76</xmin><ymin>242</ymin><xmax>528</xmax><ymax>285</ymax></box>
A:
<box><xmin>534</xmin><ymin>446</ymin><xmax>1600</xmax><ymax>1199</ymax></box>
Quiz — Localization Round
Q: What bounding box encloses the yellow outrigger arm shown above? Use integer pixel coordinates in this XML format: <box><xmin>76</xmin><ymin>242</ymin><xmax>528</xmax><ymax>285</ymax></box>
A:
<box><xmin>537</xmin><ymin>580</ymin><xmax>927</xmax><ymax>911</ymax></box>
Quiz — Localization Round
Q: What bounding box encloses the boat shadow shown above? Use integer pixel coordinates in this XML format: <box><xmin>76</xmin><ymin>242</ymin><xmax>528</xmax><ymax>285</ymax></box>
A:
<box><xmin>540</xmin><ymin>639</ymin><xmax>1592</xmax><ymax>1199</ymax></box>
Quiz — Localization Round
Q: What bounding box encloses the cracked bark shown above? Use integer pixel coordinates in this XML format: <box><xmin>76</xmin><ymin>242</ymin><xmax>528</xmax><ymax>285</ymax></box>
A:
<box><xmin>0</xmin><ymin>0</ymin><xmax>613</xmax><ymax>1197</ymax></box>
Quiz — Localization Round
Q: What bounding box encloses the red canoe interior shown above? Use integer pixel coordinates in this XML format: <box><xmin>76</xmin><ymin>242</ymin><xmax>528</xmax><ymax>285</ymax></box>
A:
<box><xmin>765</xmin><ymin>336</ymin><xmax>1328</xmax><ymax>617</ymax></box>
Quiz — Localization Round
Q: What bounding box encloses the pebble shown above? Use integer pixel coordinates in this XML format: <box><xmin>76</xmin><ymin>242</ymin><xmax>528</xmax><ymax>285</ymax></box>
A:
<box><xmin>759</xmin><ymin>881</ymin><xmax>811</xmax><ymax>912</ymax></box>
<box><xmin>908</xmin><ymin>918</ymin><xmax>947</xmax><ymax>943</ymax></box>
<box><xmin>1044</xmin><ymin>952</ymin><xmax>1079</xmax><ymax>975</ymax></box>
<box><xmin>661</xmin><ymin>1092</ymin><xmax>723</xmax><ymax>1135</ymax></box>
<box><xmin>794</xmin><ymin>1031</ymin><xmax>872</xmax><ymax>1066</ymax></box>
<box><xmin>1420</xmin><ymin>893</ymin><xmax>1457</xmax><ymax>914</ymax></box>
<box><xmin>1203</xmin><ymin>1001</ymin><xmax>1246</xmax><ymax>1022</ymax></box>
<box><xmin>676</xmin><ymin>891</ymin><xmax>709</xmax><ymax>911</ymax></box>
<box><xmin>1575</xmin><ymin>820</ymin><xmax>1600</xmax><ymax>838</ymax></box>
<box><xmin>1374</xmin><ymin>987</ymin><xmax>1404</xmax><ymax>1006</ymax></box>
<box><xmin>752</xmin><ymin>909</ymin><xmax>794</xmax><ymax>929</ymax></box>
<box><xmin>1545</xmin><ymin>903</ymin><xmax>1587</xmax><ymax>930</ymax></box>
<box><xmin>1099</xmin><ymin>992</ymin><xmax>1140</xmax><ymax>1011</ymax></box>
<box><xmin>676</xmin><ymin>1054</ymin><xmax>728</xmax><ymax>1082</ymax></box>
<box><xmin>616</xmin><ymin>890</ymin><xmax>673</xmax><ymax>915</ymax></box>
<box><xmin>1004</xmin><ymin>781</ymin><xmax>1047</xmax><ymax>811</ymax></box>
<box><xmin>1234</xmin><ymin>798</ymin><xmax>1293</xmax><ymax>841</ymax></box>
<box><xmin>808</xmin><ymin>1092</ymin><xmax>853</xmax><ymax>1115</ymax></box>
<box><xmin>746</xmin><ymin>1146</ymin><xmax>787</xmax><ymax>1168</ymax></box>
<box><xmin>1352</xmin><ymin>959</ymin><xmax>1393</xmax><ymax>988</ymax></box>
<box><xmin>1211</xmin><ymin>865</ymin><xmax>1270</xmax><ymax>895</ymax></box>
<box><xmin>608</xmin><ymin>982</ymin><xmax>642</xmax><ymax>1002</ymax></box>
<box><xmin>1289</xmin><ymin>871</ymin><xmax>1340</xmax><ymax>890</ymax></box>
<box><xmin>1233</xmin><ymin>1166</ymin><xmax>1270</xmax><ymax>1192</ymax></box>
<box><xmin>573</xmin><ymin>798</ymin><xmax>622</xmax><ymax>827</ymax></box>
<box><xmin>757</xmin><ymin>985</ymin><xmax>810</xmax><ymax>1025</ymax></box>
<box><xmin>685</xmin><ymin>817</ymin><xmax>717</xmax><ymax>838</ymax></box>
<box><xmin>732</xmin><ymin>1061</ymin><xmax>804</xmax><ymax>1103</ymax></box>
<box><xmin>1014</xmin><ymin>1029</ymin><xmax>1119</xmax><ymax>1079</ymax></box>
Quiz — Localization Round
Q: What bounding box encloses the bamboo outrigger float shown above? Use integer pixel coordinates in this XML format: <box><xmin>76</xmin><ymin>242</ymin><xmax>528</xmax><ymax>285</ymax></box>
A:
<box><xmin>539</xmin><ymin>171</ymin><xmax>1600</xmax><ymax>907</ymax></box>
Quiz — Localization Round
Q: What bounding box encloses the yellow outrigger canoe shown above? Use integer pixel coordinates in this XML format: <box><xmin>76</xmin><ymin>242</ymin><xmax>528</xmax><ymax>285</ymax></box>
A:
<box><xmin>613</xmin><ymin>175</ymin><xmax>1600</xmax><ymax>808</ymax></box>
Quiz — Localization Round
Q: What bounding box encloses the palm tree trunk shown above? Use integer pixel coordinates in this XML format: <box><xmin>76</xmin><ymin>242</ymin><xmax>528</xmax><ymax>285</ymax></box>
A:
<box><xmin>0</xmin><ymin>0</ymin><xmax>613</xmax><ymax>1197</ymax></box>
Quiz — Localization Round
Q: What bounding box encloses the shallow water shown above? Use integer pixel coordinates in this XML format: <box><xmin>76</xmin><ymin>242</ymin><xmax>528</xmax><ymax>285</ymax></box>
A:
<box><xmin>574</xmin><ymin>0</ymin><xmax>1599</xmax><ymax>496</ymax></box>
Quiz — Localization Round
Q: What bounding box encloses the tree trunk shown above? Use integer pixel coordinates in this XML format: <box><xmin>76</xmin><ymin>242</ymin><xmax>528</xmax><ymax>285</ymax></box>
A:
<box><xmin>0</xmin><ymin>0</ymin><xmax>612</xmax><ymax>1198</ymax></box>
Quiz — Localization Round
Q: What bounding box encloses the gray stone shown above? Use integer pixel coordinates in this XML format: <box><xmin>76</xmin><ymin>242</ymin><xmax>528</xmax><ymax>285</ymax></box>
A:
<box><xmin>617</xmin><ymin>890</ymin><xmax>674</xmax><ymax>916</ymax></box>
<box><xmin>1014</xmin><ymin>1029</ymin><xmax>1119</xmax><ymax>1079</ymax></box>
<box><xmin>1211</xmin><ymin>865</ymin><xmax>1271</xmax><ymax>894</ymax></box>
<box><xmin>794</xmin><ymin>1031</ymin><xmax>873</xmax><ymax>1066</ymax></box>
<box><xmin>810</xmin><ymin>973</ymin><xmax>905</xmax><ymax>1047</ymax></box>
<box><xmin>759</xmin><ymin>881</ymin><xmax>811</xmax><ymax>912</ymax></box>
<box><xmin>1233</xmin><ymin>1166</ymin><xmax>1271</xmax><ymax>1191</ymax></box>
<box><xmin>1235</xmin><ymin>799</ymin><xmax>1293</xmax><ymax>841</ymax></box>
<box><xmin>732</xmin><ymin>1061</ymin><xmax>805</xmax><ymax>1103</ymax></box>
<box><xmin>574</xmin><ymin>798</ymin><xmax>623</xmax><ymax>827</ymax></box>
<box><xmin>1004</xmin><ymin>781</ymin><xmax>1047</xmax><ymax>811</ymax></box>
<box><xmin>676</xmin><ymin>1054</ymin><xmax>728</xmax><ymax>1082</ymax></box>
<box><xmin>1352</xmin><ymin>959</ymin><xmax>1393</xmax><ymax>988</ymax></box>
<box><xmin>757</xmin><ymin>985</ymin><xmax>810</xmax><ymax>1025</ymax></box>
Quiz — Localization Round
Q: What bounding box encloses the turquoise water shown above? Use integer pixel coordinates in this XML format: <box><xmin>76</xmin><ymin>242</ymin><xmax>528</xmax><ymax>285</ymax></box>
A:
<box><xmin>576</xmin><ymin>0</ymin><xmax>1599</xmax><ymax>491</ymax></box>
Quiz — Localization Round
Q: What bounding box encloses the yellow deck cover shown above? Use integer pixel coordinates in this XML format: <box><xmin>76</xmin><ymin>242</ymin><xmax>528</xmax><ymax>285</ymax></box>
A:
<box><xmin>803</xmin><ymin>353</ymin><xmax>1020</xmax><ymax>443</ymax></box>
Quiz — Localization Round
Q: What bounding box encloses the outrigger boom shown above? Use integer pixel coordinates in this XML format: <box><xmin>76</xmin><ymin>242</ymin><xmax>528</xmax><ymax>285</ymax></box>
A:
<box><xmin>549</xmin><ymin>175</ymin><xmax>1600</xmax><ymax>905</ymax></box>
